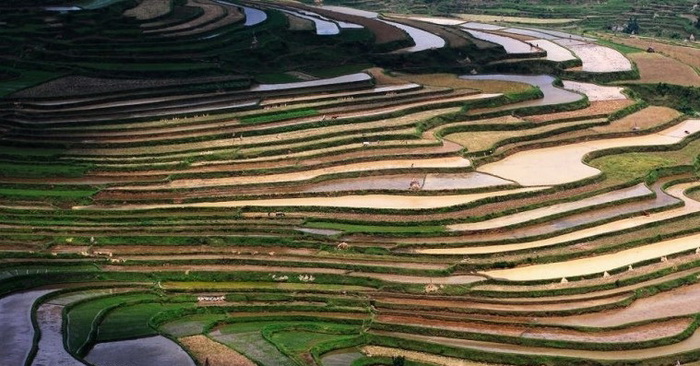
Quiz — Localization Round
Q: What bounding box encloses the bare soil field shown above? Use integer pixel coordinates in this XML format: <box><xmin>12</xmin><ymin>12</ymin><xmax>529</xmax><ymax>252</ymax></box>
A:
<box><xmin>624</xmin><ymin>52</ymin><xmax>700</xmax><ymax>86</ymax></box>
<box><xmin>594</xmin><ymin>106</ymin><xmax>682</xmax><ymax>133</ymax></box>
<box><xmin>445</xmin><ymin>119</ymin><xmax>597</xmax><ymax>152</ymax></box>
<box><xmin>363</xmin><ymin>345</ymin><xmax>501</xmax><ymax>366</ymax></box>
<box><xmin>396</xmin><ymin>73</ymin><xmax>532</xmax><ymax>94</ymax></box>
<box><xmin>605</xmin><ymin>35</ymin><xmax>700</xmax><ymax>70</ymax></box>
<box><xmin>286</xmin><ymin>13</ymin><xmax>315</xmax><ymax>31</ymax></box>
<box><xmin>144</xmin><ymin>0</ymin><xmax>225</xmax><ymax>34</ymax></box>
<box><xmin>524</xmin><ymin>100</ymin><xmax>634</xmax><ymax>123</ymax></box>
<box><xmin>11</xmin><ymin>75</ymin><xmax>246</xmax><ymax>98</ymax></box>
<box><xmin>179</xmin><ymin>335</ymin><xmax>256</xmax><ymax>366</ymax></box>
<box><xmin>124</xmin><ymin>0</ymin><xmax>174</xmax><ymax>20</ymax></box>
<box><xmin>549</xmin><ymin>282</ymin><xmax>700</xmax><ymax>327</ymax></box>
<box><xmin>375</xmin><ymin>315</ymin><xmax>690</xmax><ymax>344</ymax></box>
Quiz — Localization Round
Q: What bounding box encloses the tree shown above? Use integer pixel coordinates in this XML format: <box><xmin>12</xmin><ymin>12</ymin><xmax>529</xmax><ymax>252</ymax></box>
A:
<box><xmin>624</xmin><ymin>17</ymin><xmax>640</xmax><ymax>34</ymax></box>
<box><xmin>392</xmin><ymin>356</ymin><xmax>406</xmax><ymax>366</ymax></box>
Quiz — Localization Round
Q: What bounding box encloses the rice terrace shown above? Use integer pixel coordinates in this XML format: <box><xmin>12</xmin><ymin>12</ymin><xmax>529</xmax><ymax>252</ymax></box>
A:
<box><xmin>3</xmin><ymin>0</ymin><xmax>700</xmax><ymax>365</ymax></box>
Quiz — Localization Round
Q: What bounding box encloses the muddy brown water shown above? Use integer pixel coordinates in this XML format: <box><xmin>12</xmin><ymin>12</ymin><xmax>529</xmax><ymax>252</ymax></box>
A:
<box><xmin>304</xmin><ymin>172</ymin><xmax>514</xmax><ymax>193</ymax></box>
<box><xmin>83</xmin><ymin>187</ymin><xmax>547</xmax><ymax>211</ymax></box>
<box><xmin>321</xmin><ymin>348</ymin><xmax>364</xmax><ymax>366</ymax></box>
<box><xmin>479</xmin><ymin>119</ymin><xmax>700</xmax><ymax>186</ymax></box>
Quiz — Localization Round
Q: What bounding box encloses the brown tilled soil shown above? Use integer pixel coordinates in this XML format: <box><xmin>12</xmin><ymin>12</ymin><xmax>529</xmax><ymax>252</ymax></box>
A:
<box><xmin>603</xmin><ymin>34</ymin><xmax>700</xmax><ymax>70</ymax></box>
<box><xmin>375</xmin><ymin>314</ymin><xmax>692</xmax><ymax>344</ymax></box>
<box><xmin>624</xmin><ymin>52</ymin><xmax>700</xmax><ymax>87</ymax></box>
<box><xmin>179</xmin><ymin>335</ymin><xmax>256</xmax><ymax>366</ymax></box>
<box><xmin>375</xmin><ymin>292</ymin><xmax>631</xmax><ymax>312</ymax></box>
<box><xmin>146</xmin><ymin>0</ymin><xmax>225</xmax><ymax>34</ymax></box>
<box><xmin>396</xmin><ymin>73</ymin><xmax>532</xmax><ymax>94</ymax></box>
<box><xmin>548</xmin><ymin>282</ymin><xmax>700</xmax><ymax>327</ymax></box>
<box><xmin>492</xmin><ymin>106</ymin><xmax>682</xmax><ymax>155</ymax></box>
<box><xmin>303</xmin><ymin>181</ymin><xmax>612</xmax><ymax>227</ymax></box>
<box><xmin>11</xmin><ymin>75</ymin><xmax>245</xmax><ymax>98</ymax></box>
<box><xmin>524</xmin><ymin>100</ymin><xmax>634</xmax><ymax>123</ymax></box>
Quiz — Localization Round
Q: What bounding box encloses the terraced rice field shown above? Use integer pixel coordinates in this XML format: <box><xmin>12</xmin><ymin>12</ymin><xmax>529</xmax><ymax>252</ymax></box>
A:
<box><xmin>3</xmin><ymin>1</ymin><xmax>700</xmax><ymax>365</ymax></box>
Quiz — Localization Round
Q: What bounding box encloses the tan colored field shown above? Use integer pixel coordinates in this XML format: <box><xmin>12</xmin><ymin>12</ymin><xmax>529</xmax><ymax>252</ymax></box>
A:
<box><xmin>605</xmin><ymin>35</ymin><xmax>700</xmax><ymax>70</ymax></box>
<box><xmin>364</xmin><ymin>67</ymin><xmax>408</xmax><ymax>85</ymax></box>
<box><xmin>512</xmin><ymin>106</ymin><xmax>682</xmax><ymax>150</ymax></box>
<box><xmin>146</xmin><ymin>0</ymin><xmax>224</xmax><ymax>34</ymax></box>
<box><xmin>594</xmin><ymin>106</ymin><xmax>681</xmax><ymax>133</ymax></box>
<box><xmin>363</xmin><ymin>346</ymin><xmax>499</xmax><ymax>366</ymax></box>
<box><xmin>125</xmin><ymin>0</ymin><xmax>173</xmax><ymax>20</ymax></box>
<box><xmin>445</xmin><ymin>119</ymin><xmax>596</xmax><ymax>152</ymax></box>
<box><xmin>456</xmin><ymin>13</ymin><xmax>579</xmax><ymax>24</ymax></box>
<box><xmin>108</xmin><ymin>156</ymin><xmax>472</xmax><ymax>189</ymax></box>
<box><xmin>85</xmin><ymin>187</ymin><xmax>546</xmax><ymax>210</ymax></box>
<box><xmin>285</xmin><ymin>14</ymin><xmax>314</xmax><ymax>31</ymax></box>
<box><xmin>396</xmin><ymin>73</ymin><xmax>532</xmax><ymax>94</ymax></box>
<box><xmin>524</xmin><ymin>100</ymin><xmax>634</xmax><ymax>123</ymax></box>
<box><xmin>179</xmin><ymin>335</ymin><xmax>256</xmax><ymax>366</ymax></box>
<box><xmin>625</xmin><ymin>52</ymin><xmax>700</xmax><ymax>86</ymax></box>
